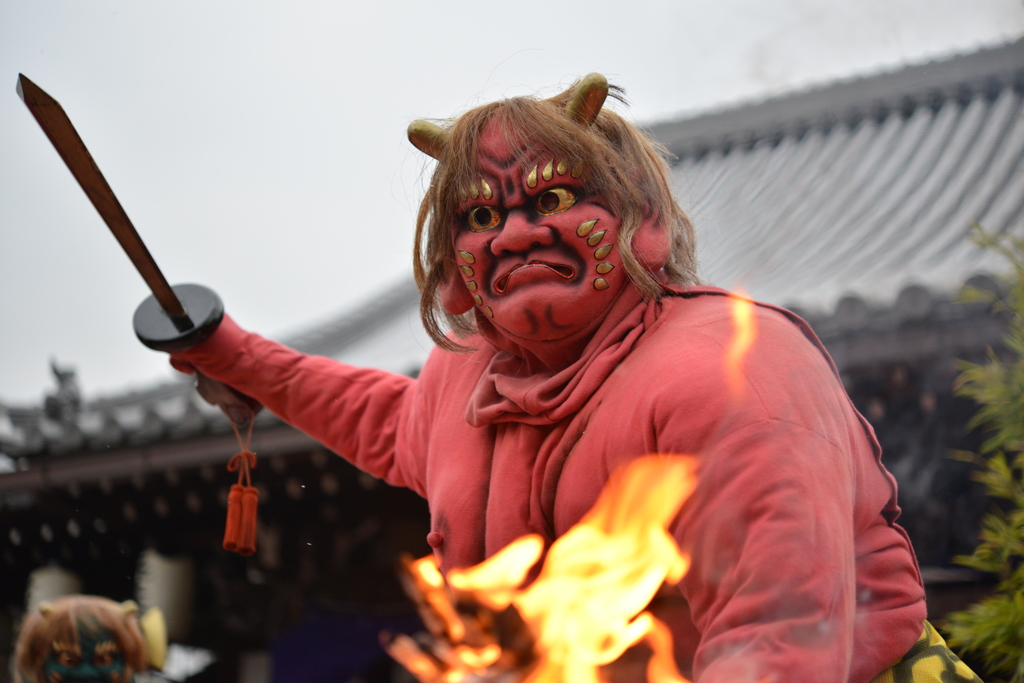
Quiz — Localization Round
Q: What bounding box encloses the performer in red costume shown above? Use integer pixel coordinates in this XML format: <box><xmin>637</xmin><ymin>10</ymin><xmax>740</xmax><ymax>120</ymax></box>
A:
<box><xmin>167</xmin><ymin>75</ymin><xmax>978</xmax><ymax>682</ymax></box>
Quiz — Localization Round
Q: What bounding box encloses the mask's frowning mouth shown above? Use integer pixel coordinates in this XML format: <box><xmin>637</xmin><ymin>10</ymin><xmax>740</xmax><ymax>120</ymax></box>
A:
<box><xmin>494</xmin><ymin>261</ymin><xmax>575</xmax><ymax>293</ymax></box>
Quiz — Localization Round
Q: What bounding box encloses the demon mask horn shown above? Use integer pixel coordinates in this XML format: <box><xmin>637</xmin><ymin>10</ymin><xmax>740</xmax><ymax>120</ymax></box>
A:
<box><xmin>407</xmin><ymin>120</ymin><xmax>449</xmax><ymax>160</ymax></box>
<box><xmin>405</xmin><ymin>72</ymin><xmax>609</xmax><ymax>161</ymax></box>
<box><xmin>563</xmin><ymin>73</ymin><xmax>609</xmax><ymax>126</ymax></box>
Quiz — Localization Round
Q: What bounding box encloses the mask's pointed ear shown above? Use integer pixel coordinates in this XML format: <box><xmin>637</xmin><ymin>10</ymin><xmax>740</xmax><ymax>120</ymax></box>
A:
<box><xmin>564</xmin><ymin>73</ymin><xmax>609</xmax><ymax>126</ymax></box>
<box><xmin>139</xmin><ymin>607</ymin><xmax>168</xmax><ymax>671</ymax></box>
<box><xmin>440</xmin><ymin>275</ymin><xmax>476</xmax><ymax>315</ymax></box>
<box><xmin>632</xmin><ymin>212</ymin><xmax>671</xmax><ymax>272</ymax></box>
<box><xmin>408</xmin><ymin>120</ymin><xmax>449</xmax><ymax>160</ymax></box>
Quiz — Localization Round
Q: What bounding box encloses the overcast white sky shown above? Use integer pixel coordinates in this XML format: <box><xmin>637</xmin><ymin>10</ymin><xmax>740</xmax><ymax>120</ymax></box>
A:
<box><xmin>2</xmin><ymin>0</ymin><xmax>1023</xmax><ymax>405</ymax></box>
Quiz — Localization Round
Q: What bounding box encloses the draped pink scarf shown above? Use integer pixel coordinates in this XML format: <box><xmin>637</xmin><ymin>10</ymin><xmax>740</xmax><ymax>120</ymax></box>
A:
<box><xmin>466</xmin><ymin>284</ymin><xmax>663</xmax><ymax>426</ymax></box>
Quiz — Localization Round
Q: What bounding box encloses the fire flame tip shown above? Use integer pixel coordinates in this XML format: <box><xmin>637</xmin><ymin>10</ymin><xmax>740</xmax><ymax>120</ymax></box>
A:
<box><xmin>390</xmin><ymin>457</ymin><xmax>698</xmax><ymax>683</ymax></box>
<box><xmin>725</xmin><ymin>291</ymin><xmax>758</xmax><ymax>400</ymax></box>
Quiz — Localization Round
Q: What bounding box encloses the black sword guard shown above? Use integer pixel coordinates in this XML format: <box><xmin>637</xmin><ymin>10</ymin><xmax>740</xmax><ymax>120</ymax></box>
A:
<box><xmin>133</xmin><ymin>284</ymin><xmax>224</xmax><ymax>352</ymax></box>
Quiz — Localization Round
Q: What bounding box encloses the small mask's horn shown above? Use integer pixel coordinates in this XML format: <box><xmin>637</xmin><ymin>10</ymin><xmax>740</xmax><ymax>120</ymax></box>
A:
<box><xmin>119</xmin><ymin>600</ymin><xmax>139</xmax><ymax>616</ymax></box>
<box><xmin>38</xmin><ymin>602</ymin><xmax>54</xmax><ymax>615</ymax></box>
<box><xmin>140</xmin><ymin>607</ymin><xmax>168</xmax><ymax>670</ymax></box>
<box><xmin>408</xmin><ymin>120</ymin><xmax>449</xmax><ymax>160</ymax></box>
<box><xmin>564</xmin><ymin>73</ymin><xmax>609</xmax><ymax>126</ymax></box>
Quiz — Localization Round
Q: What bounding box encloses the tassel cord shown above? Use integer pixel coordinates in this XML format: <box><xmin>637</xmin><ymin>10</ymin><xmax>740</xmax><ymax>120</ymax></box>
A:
<box><xmin>227</xmin><ymin>419</ymin><xmax>256</xmax><ymax>488</ymax></box>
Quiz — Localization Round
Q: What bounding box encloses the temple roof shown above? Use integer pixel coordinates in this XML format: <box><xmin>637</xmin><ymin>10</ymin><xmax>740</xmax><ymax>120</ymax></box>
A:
<box><xmin>0</xmin><ymin>278</ymin><xmax>425</xmax><ymax>465</ymax></box>
<box><xmin>657</xmin><ymin>38</ymin><xmax>1024</xmax><ymax>312</ymax></box>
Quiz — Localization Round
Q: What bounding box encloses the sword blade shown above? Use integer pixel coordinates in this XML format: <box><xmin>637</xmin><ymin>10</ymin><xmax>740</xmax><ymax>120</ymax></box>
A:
<box><xmin>17</xmin><ymin>74</ymin><xmax>189</xmax><ymax>321</ymax></box>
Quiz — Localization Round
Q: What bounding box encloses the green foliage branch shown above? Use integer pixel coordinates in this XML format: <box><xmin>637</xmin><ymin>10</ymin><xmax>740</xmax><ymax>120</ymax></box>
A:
<box><xmin>943</xmin><ymin>226</ymin><xmax>1024</xmax><ymax>683</ymax></box>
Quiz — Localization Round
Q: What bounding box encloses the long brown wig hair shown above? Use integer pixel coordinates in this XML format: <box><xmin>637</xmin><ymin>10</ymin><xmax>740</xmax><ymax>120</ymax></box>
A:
<box><xmin>411</xmin><ymin>78</ymin><xmax>700</xmax><ymax>351</ymax></box>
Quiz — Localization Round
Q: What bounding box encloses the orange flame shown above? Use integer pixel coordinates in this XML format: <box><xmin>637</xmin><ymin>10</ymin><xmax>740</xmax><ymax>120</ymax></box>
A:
<box><xmin>388</xmin><ymin>456</ymin><xmax>699</xmax><ymax>683</ymax></box>
<box><xmin>726</xmin><ymin>291</ymin><xmax>757</xmax><ymax>399</ymax></box>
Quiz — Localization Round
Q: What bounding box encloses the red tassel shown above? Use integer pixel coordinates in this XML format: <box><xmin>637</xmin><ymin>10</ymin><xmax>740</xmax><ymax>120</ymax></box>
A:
<box><xmin>223</xmin><ymin>420</ymin><xmax>258</xmax><ymax>556</ymax></box>
<box><xmin>223</xmin><ymin>484</ymin><xmax>245</xmax><ymax>553</ymax></box>
<box><xmin>237</xmin><ymin>485</ymin><xmax>259</xmax><ymax>556</ymax></box>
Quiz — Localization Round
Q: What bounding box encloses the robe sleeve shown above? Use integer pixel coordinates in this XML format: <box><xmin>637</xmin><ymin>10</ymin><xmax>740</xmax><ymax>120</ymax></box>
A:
<box><xmin>170</xmin><ymin>314</ymin><xmax>428</xmax><ymax>496</ymax></box>
<box><xmin>672</xmin><ymin>419</ymin><xmax>857</xmax><ymax>683</ymax></box>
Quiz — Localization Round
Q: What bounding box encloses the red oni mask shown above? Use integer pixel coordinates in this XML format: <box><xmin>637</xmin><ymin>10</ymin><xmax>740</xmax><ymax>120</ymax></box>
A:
<box><xmin>442</xmin><ymin>124</ymin><xmax>670</xmax><ymax>367</ymax></box>
<box><xmin>445</xmin><ymin>127</ymin><xmax>626</xmax><ymax>352</ymax></box>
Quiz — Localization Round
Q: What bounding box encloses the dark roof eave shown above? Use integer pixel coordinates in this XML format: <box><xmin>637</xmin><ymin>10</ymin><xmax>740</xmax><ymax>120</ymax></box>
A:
<box><xmin>645</xmin><ymin>39</ymin><xmax>1024</xmax><ymax>159</ymax></box>
<box><xmin>0</xmin><ymin>424</ymin><xmax>319</xmax><ymax>494</ymax></box>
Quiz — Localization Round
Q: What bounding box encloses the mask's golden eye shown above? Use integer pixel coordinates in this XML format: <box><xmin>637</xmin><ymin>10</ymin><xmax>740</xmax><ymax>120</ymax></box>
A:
<box><xmin>468</xmin><ymin>205</ymin><xmax>501</xmax><ymax>232</ymax></box>
<box><xmin>57</xmin><ymin>652</ymin><xmax>80</xmax><ymax>668</ymax></box>
<box><xmin>536</xmin><ymin>187</ymin><xmax>576</xmax><ymax>215</ymax></box>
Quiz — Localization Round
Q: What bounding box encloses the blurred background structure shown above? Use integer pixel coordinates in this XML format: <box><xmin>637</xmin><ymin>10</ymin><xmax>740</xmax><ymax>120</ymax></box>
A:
<box><xmin>1</xmin><ymin>25</ymin><xmax>1023</xmax><ymax>683</ymax></box>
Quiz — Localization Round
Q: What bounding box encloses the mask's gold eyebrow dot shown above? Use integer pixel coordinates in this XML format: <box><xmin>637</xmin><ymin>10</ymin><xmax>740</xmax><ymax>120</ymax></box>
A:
<box><xmin>526</xmin><ymin>165</ymin><xmax>538</xmax><ymax>188</ymax></box>
<box><xmin>594</xmin><ymin>244</ymin><xmax>613</xmax><ymax>259</ymax></box>
<box><xmin>576</xmin><ymin>219</ymin><xmax>598</xmax><ymax>237</ymax></box>
<box><xmin>480</xmin><ymin>179</ymin><xmax>492</xmax><ymax>200</ymax></box>
<box><xmin>596</xmin><ymin>262</ymin><xmax>615</xmax><ymax>274</ymax></box>
<box><xmin>593</xmin><ymin>278</ymin><xmax>609</xmax><ymax>290</ymax></box>
<box><xmin>587</xmin><ymin>230</ymin><xmax>607</xmax><ymax>247</ymax></box>
<box><xmin>458</xmin><ymin>251</ymin><xmax>476</xmax><ymax>264</ymax></box>
<box><xmin>556</xmin><ymin>159</ymin><xmax>568</xmax><ymax>176</ymax></box>
<box><xmin>571</xmin><ymin>162</ymin><xmax>583</xmax><ymax>178</ymax></box>
<box><xmin>484</xmin><ymin>305</ymin><xmax>494</xmax><ymax>318</ymax></box>
<box><xmin>459</xmin><ymin>187</ymin><xmax>468</xmax><ymax>201</ymax></box>
<box><xmin>466</xmin><ymin>281</ymin><xmax>478</xmax><ymax>292</ymax></box>
<box><xmin>542</xmin><ymin>159</ymin><xmax>554</xmax><ymax>181</ymax></box>
<box><xmin>473</xmin><ymin>294</ymin><xmax>483</xmax><ymax>305</ymax></box>
<box><xmin>469</xmin><ymin>182</ymin><xmax>479</xmax><ymax>199</ymax></box>
<box><xmin>460</xmin><ymin>265</ymin><xmax>474</xmax><ymax>277</ymax></box>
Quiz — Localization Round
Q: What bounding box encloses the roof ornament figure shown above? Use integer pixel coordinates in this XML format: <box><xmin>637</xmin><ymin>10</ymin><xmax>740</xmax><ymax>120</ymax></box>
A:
<box><xmin>43</xmin><ymin>359</ymin><xmax>81</xmax><ymax>426</ymax></box>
